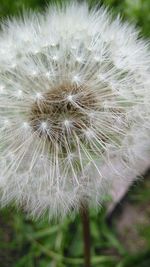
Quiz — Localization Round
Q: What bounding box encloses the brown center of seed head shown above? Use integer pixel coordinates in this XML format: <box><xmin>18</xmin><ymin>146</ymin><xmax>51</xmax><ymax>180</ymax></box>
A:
<box><xmin>29</xmin><ymin>83</ymin><xmax>97</xmax><ymax>149</ymax></box>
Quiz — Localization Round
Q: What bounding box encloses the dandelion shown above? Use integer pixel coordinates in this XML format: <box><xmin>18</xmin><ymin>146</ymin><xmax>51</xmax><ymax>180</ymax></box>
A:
<box><xmin>0</xmin><ymin>2</ymin><xmax>150</xmax><ymax>221</ymax></box>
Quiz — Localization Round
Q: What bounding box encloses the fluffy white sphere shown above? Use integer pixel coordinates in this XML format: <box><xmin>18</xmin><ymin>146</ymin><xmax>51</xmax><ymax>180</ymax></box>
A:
<box><xmin>0</xmin><ymin>2</ymin><xmax>150</xmax><ymax>219</ymax></box>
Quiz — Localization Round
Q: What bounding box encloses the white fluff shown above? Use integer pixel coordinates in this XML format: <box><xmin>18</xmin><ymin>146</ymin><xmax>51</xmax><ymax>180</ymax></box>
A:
<box><xmin>0</xmin><ymin>2</ymin><xmax>150</xmax><ymax>220</ymax></box>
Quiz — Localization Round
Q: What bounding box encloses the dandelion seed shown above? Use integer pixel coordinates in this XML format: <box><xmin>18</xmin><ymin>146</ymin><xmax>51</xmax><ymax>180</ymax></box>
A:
<box><xmin>45</xmin><ymin>72</ymin><xmax>51</xmax><ymax>78</ymax></box>
<box><xmin>35</xmin><ymin>92</ymin><xmax>43</xmax><ymax>100</ymax></box>
<box><xmin>22</xmin><ymin>122</ymin><xmax>30</xmax><ymax>130</ymax></box>
<box><xmin>72</xmin><ymin>75</ymin><xmax>81</xmax><ymax>84</ymax></box>
<box><xmin>0</xmin><ymin>85</ymin><xmax>4</xmax><ymax>93</ymax></box>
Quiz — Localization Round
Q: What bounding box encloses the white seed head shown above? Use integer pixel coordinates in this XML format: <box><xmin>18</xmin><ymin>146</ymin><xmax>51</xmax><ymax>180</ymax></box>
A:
<box><xmin>0</xmin><ymin>2</ymin><xmax>150</xmax><ymax>220</ymax></box>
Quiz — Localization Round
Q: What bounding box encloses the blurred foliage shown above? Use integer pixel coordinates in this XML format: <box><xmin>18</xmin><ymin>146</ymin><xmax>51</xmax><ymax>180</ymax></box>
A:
<box><xmin>0</xmin><ymin>0</ymin><xmax>150</xmax><ymax>266</ymax></box>
<box><xmin>0</xmin><ymin>177</ymin><xmax>150</xmax><ymax>267</ymax></box>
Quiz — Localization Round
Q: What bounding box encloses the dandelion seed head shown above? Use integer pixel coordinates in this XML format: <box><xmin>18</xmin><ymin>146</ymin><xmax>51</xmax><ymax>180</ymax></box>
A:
<box><xmin>0</xmin><ymin>2</ymin><xmax>150</xmax><ymax>220</ymax></box>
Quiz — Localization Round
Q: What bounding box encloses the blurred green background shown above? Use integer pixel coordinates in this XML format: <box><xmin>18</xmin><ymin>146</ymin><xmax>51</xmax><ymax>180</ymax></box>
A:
<box><xmin>0</xmin><ymin>1</ymin><xmax>150</xmax><ymax>267</ymax></box>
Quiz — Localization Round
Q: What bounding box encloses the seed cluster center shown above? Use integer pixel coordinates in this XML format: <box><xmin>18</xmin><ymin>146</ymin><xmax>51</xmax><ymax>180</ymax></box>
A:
<box><xmin>29</xmin><ymin>83</ymin><xmax>97</xmax><ymax>148</ymax></box>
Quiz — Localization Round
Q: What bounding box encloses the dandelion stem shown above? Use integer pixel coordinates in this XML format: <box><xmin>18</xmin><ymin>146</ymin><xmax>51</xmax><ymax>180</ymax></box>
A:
<box><xmin>80</xmin><ymin>203</ymin><xmax>91</xmax><ymax>267</ymax></box>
